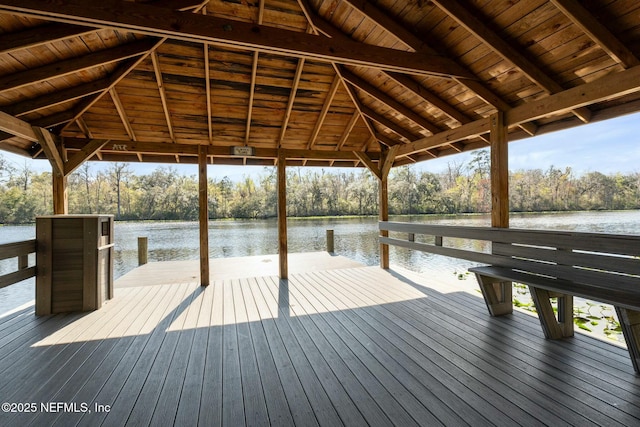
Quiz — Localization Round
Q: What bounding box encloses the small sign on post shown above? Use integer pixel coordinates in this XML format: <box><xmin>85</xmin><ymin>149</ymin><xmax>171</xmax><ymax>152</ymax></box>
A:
<box><xmin>231</xmin><ymin>146</ymin><xmax>256</xmax><ymax>156</ymax></box>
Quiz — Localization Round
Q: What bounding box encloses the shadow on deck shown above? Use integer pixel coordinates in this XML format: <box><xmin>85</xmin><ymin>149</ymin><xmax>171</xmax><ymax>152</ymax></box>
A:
<box><xmin>0</xmin><ymin>259</ymin><xmax>639</xmax><ymax>426</ymax></box>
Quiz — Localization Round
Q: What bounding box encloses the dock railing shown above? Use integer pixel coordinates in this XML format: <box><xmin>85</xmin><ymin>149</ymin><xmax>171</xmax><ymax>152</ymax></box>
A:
<box><xmin>0</xmin><ymin>239</ymin><xmax>36</xmax><ymax>289</ymax></box>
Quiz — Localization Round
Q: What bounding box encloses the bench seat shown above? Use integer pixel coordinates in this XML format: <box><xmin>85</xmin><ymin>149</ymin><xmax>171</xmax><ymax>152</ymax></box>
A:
<box><xmin>469</xmin><ymin>265</ymin><xmax>640</xmax><ymax>374</ymax></box>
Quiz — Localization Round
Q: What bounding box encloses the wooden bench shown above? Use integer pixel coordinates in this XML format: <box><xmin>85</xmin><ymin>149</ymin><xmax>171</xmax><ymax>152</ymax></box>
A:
<box><xmin>379</xmin><ymin>222</ymin><xmax>640</xmax><ymax>373</ymax></box>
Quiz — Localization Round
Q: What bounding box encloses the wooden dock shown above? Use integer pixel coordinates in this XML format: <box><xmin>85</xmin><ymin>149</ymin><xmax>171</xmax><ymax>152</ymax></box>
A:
<box><xmin>1</xmin><ymin>255</ymin><xmax>639</xmax><ymax>426</ymax></box>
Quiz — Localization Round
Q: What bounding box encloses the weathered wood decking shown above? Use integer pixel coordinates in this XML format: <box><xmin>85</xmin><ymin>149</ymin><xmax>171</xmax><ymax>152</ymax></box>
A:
<box><xmin>1</xmin><ymin>257</ymin><xmax>639</xmax><ymax>426</ymax></box>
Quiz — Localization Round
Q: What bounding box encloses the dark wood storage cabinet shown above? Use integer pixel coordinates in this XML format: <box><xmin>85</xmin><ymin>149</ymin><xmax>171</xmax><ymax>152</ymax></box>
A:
<box><xmin>36</xmin><ymin>215</ymin><xmax>114</xmax><ymax>315</ymax></box>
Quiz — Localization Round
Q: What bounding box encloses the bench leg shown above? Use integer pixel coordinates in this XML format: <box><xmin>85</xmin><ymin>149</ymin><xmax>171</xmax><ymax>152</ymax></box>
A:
<box><xmin>615</xmin><ymin>307</ymin><xmax>640</xmax><ymax>374</ymax></box>
<box><xmin>529</xmin><ymin>287</ymin><xmax>574</xmax><ymax>339</ymax></box>
<box><xmin>474</xmin><ymin>273</ymin><xmax>512</xmax><ymax>316</ymax></box>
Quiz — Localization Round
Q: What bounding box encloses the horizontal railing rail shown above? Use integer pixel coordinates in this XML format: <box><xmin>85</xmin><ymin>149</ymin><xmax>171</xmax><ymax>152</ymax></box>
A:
<box><xmin>379</xmin><ymin>221</ymin><xmax>640</xmax><ymax>286</ymax></box>
<box><xmin>0</xmin><ymin>239</ymin><xmax>36</xmax><ymax>289</ymax></box>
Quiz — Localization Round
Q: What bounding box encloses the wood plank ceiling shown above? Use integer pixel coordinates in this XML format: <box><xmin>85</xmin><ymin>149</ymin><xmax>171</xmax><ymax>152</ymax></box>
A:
<box><xmin>0</xmin><ymin>0</ymin><xmax>640</xmax><ymax>168</ymax></box>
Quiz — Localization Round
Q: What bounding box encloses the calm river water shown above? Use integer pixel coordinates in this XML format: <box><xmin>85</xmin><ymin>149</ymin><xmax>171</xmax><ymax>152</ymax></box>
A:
<box><xmin>1</xmin><ymin>210</ymin><xmax>640</xmax><ymax>315</ymax></box>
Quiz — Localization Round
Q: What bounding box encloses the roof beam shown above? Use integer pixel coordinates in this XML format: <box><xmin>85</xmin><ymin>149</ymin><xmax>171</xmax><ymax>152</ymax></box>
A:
<box><xmin>307</xmin><ymin>74</ymin><xmax>341</xmax><ymax>149</ymax></box>
<box><xmin>0</xmin><ymin>38</ymin><xmax>157</xmax><ymax>94</ymax></box>
<box><xmin>341</xmin><ymin>68</ymin><xmax>440</xmax><ymax>135</ymax></box>
<box><xmin>150</xmin><ymin>51</ymin><xmax>176</xmax><ymax>142</ymax></box>
<box><xmin>4</xmin><ymin>78</ymin><xmax>111</xmax><ymax>117</ymax></box>
<box><xmin>0</xmin><ymin>0</ymin><xmax>473</xmax><ymax>78</ymax></box>
<box><xmin>550</xmin><ymin>0</ymin><xmax>640</xmax><ymax>68</ymax></box>
<box><xmin>430</xmin><ymin>0</ymin><xmax>592</xmax><ymax>123</ymax></box>
<box><xmin>339</xmin><ymin>0</ymin><xmax>538</xmax><ymax>136</ymax></box>
<box><xmin>62</xmin><ymin>137</ymin><xmax>379</xmax><ymax>161</ymax></box>
<box><xmin>397</xmin><ymin>64</ymin><xmax>640</xmax><ymax>158</ymax></box>
<box><xmin>0</xmin><ymin>23</ymin><xmax>93</xmax><ymax>55</ymax></box>
<box><xmin>0</xmin><ymin>110</ymin><xmax>38</xmax><ymax>142</ymax></box>
<box><xmin>506</xmin><ymin>64</ymin><xmax>640</xmax><ymax>125</ymax></box>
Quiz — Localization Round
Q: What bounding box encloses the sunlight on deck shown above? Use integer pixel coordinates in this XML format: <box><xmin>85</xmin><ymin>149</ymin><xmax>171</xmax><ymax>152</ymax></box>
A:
<box><xmin>33</xmin><ymin>268</ymin><xmax>429</xmax><ymax>345</ymax></box>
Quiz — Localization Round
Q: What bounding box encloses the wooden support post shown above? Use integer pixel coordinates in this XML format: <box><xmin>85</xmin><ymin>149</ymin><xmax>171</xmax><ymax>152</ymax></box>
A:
<box><xmin>138</xmin><ymin>237</ymin><xmax>148</xmax><ymax>266</ymax></box>
<box><xmin>408</xmin><ymin>233</ymin><xmax>415</xmax><ymax>242</ymax></box>
<box><xmin>198</xmin><ymin>145</ymin><xmax>210</xmax><ymax>287</ymax></box>
<box><xmin>616</xmin><ymin>307</ymin><xmax>640</xmax><ymax>374</ymax></box>
<box><xmin>52</xmin><ymin>173</ymin><xmax>68</xmax><ymax>214</ymax></box>
<box><xmin>277</xmin><ymin>151</ymin><xmax>288</xmax><ymax>279</ymax></box>
<box><xmin>486</xmin><ymin>111</ymin><xmax>511</xmax><ymax>314</ymax></box>
<box><xmin>379</xmin><ymin>177</ymin><xmax>389</xmax><ymax>269</ymax></box>
<box><xmin>378</xmin><ymin>145</ymin><xmax>398</xmax><ymax>270</ymax></box>
<box><xmin>326</xmin><ymin>229</ymin><xmax>334</xmax><ymax>253</ymax></box>
<box><xmin>490</xmin><ymin>111</ymin><xmax>509</xmax><ymax>228</ymax></box>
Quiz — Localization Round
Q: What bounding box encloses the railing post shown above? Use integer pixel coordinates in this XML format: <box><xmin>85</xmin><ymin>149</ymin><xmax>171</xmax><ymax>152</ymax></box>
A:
<box><xmin>18</xmin><ymin>254</ymin><xmax>28</xmax><ymax>270</ymax></box>
<box><xmin>138</xmin><ymin>237</ymin><xmax>148</xmax><ymax>266</ymax></box>
<box><xmin>408</xmin><ymin>233</ymin><xmax>415</xmax><ymax>242</ymax></box>
<box><xmin>326</xmin><ymin>229</ymin><xmax>334</xmax><ymax>253</ymax></box>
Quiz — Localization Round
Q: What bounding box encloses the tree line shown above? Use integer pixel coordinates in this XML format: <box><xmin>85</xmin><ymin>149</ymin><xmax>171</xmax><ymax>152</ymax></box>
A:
<box><xmin>1</xmin><ymin>150</ymin><xmax>639</xmax><ymax>224</ymax></box>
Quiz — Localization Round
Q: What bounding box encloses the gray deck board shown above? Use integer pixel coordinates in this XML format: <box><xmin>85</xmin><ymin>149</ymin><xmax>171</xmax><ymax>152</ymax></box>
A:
<box><xmin>1</xmin><ymin>263</ymin><xmax>639</xmax><ymax>426</ymax></box>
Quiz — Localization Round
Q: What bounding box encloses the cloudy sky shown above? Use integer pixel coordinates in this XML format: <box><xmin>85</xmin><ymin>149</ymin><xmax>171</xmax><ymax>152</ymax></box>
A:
<box><xmin>3</xmin><ymin>111</ymin><xmax>640</xmax><ymax>180</ymax></box>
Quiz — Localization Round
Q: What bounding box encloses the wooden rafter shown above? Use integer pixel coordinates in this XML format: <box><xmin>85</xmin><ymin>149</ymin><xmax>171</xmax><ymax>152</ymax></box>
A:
<box><xmin>61</xmin><ymin>40</ymin><xmax>166</xmax><ymax>132</ymax></box>
<box><xmin>0</xmin><ymin>0</ymin><xmax>474</xmax><ymax>78</ymax></box>
<box><xmin>359</xmin><ymin>104</ymin><xmax>419</xmax><ymax>142</ymax></box>
<box><xmin>340</xmin><ymin>68</ymin><xmax>440</xmax><ymax>135</ymax></box>
<box><xmin>150</xmin><ymin>51</ymin><xmax>176</xmax><ymax>142</ymax></box>
<box><xmin>340</xmin><ymin>0</ymin><xmax>538</xmax><ymax>136</ymax></box>
<box><xmin>0</xmin><ymin>39</ymin><xmax>156</xmax><ymax>94</ymax></box>
<box><xmin>430</xmin><ymin>0</ymin><xmax>592</xmax><ymax>123</ymax></box>
<box><xmin>336</xmin><ymin>111</ymin><xmax>360</xmax><ymax>151</ymax></box>
<box><xmin>385</xmin><ymin>72</ymin><xmax>471</xmax><ymax>126</ymax></box>
<box><xmin>244</xmin><ymin>0</ymin><xmax>265</xmax><ymax>151</ymax></box>
<box><xmin>152</xmin><ymin>0</ymin><xmax>209</xmax><ymax>11</ymax></box>
<box><xmin>0</xmin><ymin>23</ymin><xmax>92</xmax><ymax>55</ymax></box>
<box><xmin>296</xmin><ymin>0</ymin><xmax>380</xmax><ymax>146</ymax></box>
<box><xmin>245</xmin><ymin>52</ymin><xmax>259</xmax><ymax>146</ymax></box>
<box><xmin>278</xmin><ymin>58</ymin><xmax>306</xmax><ymax>147</ymax></box>
<box><xmin>4</xmin><ymin>78</ymin><xmax>111</xmax><ymax>117</ymax></box>
<box><xmin>109</xmin><ymin>87</ymin><xmax>136</xmax><ymax>141</ymax></box>
<box><xmin>202</xmin><ymin>6</ymin><xmax>212</xmax><ymax>143</ymax></box>
<box><xmin>204</xmin><ymin>43</ymin><xmax>212</xmax><ymax>143</ymax></box>
<box><xmin>550</xmin><ymin>0</ymin><xmax>640</xmax><ymax>69</ymax></box>
<box><xmin>307</xmin><ymin>75</ymin><xmax>341</xmax><ymax>149</ymax></box>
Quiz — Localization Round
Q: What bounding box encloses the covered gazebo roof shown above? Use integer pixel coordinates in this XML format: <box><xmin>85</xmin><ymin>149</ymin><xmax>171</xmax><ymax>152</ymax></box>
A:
<box><xmin>1</xmin><ymin>0</ymin><xmax>640</xmax><ymax>169</ymax></box>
